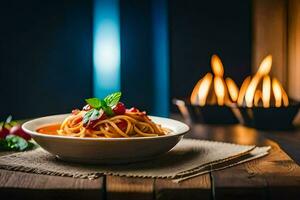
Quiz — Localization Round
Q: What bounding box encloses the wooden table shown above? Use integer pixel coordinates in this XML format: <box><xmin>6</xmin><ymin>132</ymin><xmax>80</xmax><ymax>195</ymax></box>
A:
<box><xmin>1</xmin><ymin>115</ymin><xmax>300</xmax><ymax>200</ymax></box>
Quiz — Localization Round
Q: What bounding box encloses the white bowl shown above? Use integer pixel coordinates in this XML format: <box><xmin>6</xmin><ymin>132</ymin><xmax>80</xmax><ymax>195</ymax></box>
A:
<box><xmin>22</xmin><ymin>114</ymin><xmax>189</xmax><ymax>164</ymax></box>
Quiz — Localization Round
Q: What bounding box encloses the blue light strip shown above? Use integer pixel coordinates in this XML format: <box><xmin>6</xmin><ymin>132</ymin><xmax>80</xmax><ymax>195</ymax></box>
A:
<box><xmin>93</xmin><ymin>0</ymin><xmax>120</xmax><ymax>98</ymax></box>
<box><xmin>152</xmin><ymin>0</ymin><xmax>169</xmax><ymax>116</ymax></box>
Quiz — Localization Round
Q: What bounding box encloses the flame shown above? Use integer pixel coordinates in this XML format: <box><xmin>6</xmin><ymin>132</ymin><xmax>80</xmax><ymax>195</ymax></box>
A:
<box><xmin>274</xmin><ymin>79</ymin><xmax>289</xmax><ymax>107</ymax></box>
<box><xmin>262</xmin><ymin>75</ymin><xmax>271</xmax><ymax>108</ymax></box>
<box><xmin>197</xmin><ymin>73</ymin><xmax>213</xmax><ymax>106</ymax></box>
<box><xmin>237</xmin><ymin>76</ymin><xmax>251</xmax><ymax>106</ymax></box>
<box><xmin>226</xmin><ymin>78</ymin><xmax>239</xmax><ymax>102</ymax></box>
<box><xmin>191</xmin><ymin>54</ymin><xmax>289</xmax><ymax>108</ymax></box>
<box><xmin>190</xmin><ymin>78</ymin><xmax>202</xmax><ymax>104</ymax></box>
<box><xmin>214</xmin><ymin>77</ymin><xmax>225</xmax><ymax>105</ymax></box>
<box><xmin>238</xmin><ymin>55</ymin><xmax>290</xmax><ymax>107</ymax></box>
<box><xmin>211</xmin><ymin>55</ymin><xmax>224</xmax><ymax>77</ymax></box>
<box><xmin>190</xmin><ymin>55</ymin><xmax>239</xmax><ymax>106</ymax></box>
<box><xmin>245</xmin><ymin>75</ymin><xmax>260</xmax><ymax>107</ymax></box>
<box><xmin>272</xmin><ymin>78</ymin><xmax>282</xmax><ymax>107</ymax></box>
<box><xmin>282</xmin><ymin>87</ymin><xmax>289</xmax><ymax>107</ymax></box>
<box><xmin>245</xmin><ymin>55</ymin><xmax>273</xmax><ymax>107</ymax></box>
<box><xmin>272</xmin><ymin>78</ymin><xmax>289</xmax><ymax>107</ymax></box>
<box><xmin>257</xmin><ymin>55</ymin><xmax>272</xmax><ymax>76</ymax></box>
<box><xmin>254</xmin><ymin>89</ymin><xmax>262</xmax><ymax>106</ymax></box>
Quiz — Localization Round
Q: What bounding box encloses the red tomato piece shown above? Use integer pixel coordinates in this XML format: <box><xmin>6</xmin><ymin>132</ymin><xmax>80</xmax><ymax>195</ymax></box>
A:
<box><xmin>0</xmin><ymin>127</ymin><xmax>9</xmax><ymax>139</ymax></box>
<box><xmin>127</xmin><ymin>107</ymin><xmax>139</xmax><ymax>113</ymax></box>
<box><xmin>10</xmin><ymin>125</ymin><xmax>31</xmax><ymax>140</ymax></box>
<box><xmin>113</xmin><ymin>102</ymin><xmax>126</xmax><ymax>115</ymax></box>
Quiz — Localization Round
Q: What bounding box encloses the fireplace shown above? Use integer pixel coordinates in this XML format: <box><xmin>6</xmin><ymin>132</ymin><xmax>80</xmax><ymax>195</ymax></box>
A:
<box><xmin>172</xmin><ymin>0</ymin><xmax>300</xmax><ymax>130</ymax></box>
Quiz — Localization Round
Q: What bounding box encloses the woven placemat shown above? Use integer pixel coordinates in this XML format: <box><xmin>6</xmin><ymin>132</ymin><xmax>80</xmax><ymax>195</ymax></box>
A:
<box><xmin>0</xmin><ymin>139</ymin><xmax>270</xmax><ymax>182</ymax></box>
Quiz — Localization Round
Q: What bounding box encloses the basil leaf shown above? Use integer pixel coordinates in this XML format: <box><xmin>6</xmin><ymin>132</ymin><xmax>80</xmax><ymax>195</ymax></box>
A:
<box><xmin>85</xmin><ymin>98</ymin><xmax>101</xmax><ymax>109</ymax></box>
<box><xmin>83</xmin><ymin>109</ymin><xmax>102</xmax><ymax>127</ymax></box>
<box><xmin>5</xmin><ymin>135</ymin><xmax>28</xmax><ymax>151</ymax></box>
<box><xmin>104</xmin><ymin>92</ymin><xmax>122</xmax><ymax>107</ymax></box>
<box><xmin>89</xmin><ymin>109</ymin><xmax>100</xmax><ymax>121</ymax></box>
<box><xmin>100</xmin><ymin>99</ymin><xmax>107</xmax><ymax>107</ymax></box>
<box><xmin>83</xmin><ymin>109</ymin><xmax>94</xmax><ymax>125</ymax></box>
<box><xmin>100</xmin><ymin>99</ymin><xmax>114</xmax><ymax>116</ymax></box>
<box><xmin>102</xmin><ymin>106</ymin><xmax>114</xmax><ymax>116</ymax></box>
<box><xmin>0</xmin><ymin>136</ymin><xmax>34</xmax><ymax>151</ymax></box>
<box><xmin>84</xmin><ymin>92</ymin><xmax>121</xmax><ymax>118</ymax></box>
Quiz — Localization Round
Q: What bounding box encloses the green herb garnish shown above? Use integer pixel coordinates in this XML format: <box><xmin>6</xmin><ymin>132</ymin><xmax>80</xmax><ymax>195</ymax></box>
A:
<box><xmin>104</xmin><ymin>92</ymin><xmax>122</xmax><ymax>107</ymax></box>
<box><xmin>83</xmin><ymin>92</ymin><xmax>122</xmax><ymax>126</ymax></box>
<box><xmin>85</xmin><ymin>92</ymin><xmax>121</xmax><ymax>109</ymax></box>
<box><xmin>0</xmin><ymin>135</ymin><xmax>34</xmax><ymax>151</ymax></box>
<box><xmin>100</xmin><ymin>99</ymin><xmax>114</xmax><ymax>116</ymax></box>
<box><xmin>0</xmin><ymin>115</ymin><xmax>35</xmax><ymax>152</ymax></box>
<box><xmin>5</xmin><ymin>135</ymin><xmax>28</xmax><ymax>151</ymax></box>
<box><xmin>85</xmin><ymin>98</ymin><xmax>101</xmax><ymax>109</ymax></box>
<box><xmin>83</xmin><ymin>109</ymin><xmax>95</xmax><ymax>125</ymax></box>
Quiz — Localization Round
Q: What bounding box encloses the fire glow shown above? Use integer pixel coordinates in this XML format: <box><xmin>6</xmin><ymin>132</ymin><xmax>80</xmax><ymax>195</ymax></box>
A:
<box><xmin>190</xmin><ymin>55</ymin><xmax>239</xmax><ymax>106</ymax></box>
<box><xmin>238</xmin><ymin>55</ymin><xmax>289</xmax><ymax>108</ymax></box>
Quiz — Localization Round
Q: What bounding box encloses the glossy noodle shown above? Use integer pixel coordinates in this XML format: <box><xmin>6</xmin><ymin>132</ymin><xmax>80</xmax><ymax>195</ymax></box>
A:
<box><xmin>57</xmin><ymin>110</ymin><xmax>169</xmax><ymax>138</ymax></box>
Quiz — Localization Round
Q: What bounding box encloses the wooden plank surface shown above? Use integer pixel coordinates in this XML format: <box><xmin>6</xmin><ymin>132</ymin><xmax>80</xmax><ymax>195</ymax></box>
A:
<box><xmin>106</xmin><ymin>176</ymin><xmax>154</xmax><ymax>200</ymax></box>
<box><xmin>154</xmin><ymin>175</ymin><xmax>211</xmax><ymax>200</ymax></box>
<box><xmin>104</xmin><ymin>119</ymin><xmax>300</xmax><ymax>200</ymax></box>
<box><xmin>212</xmin><ymin>140</ymin><xmax>300</xmax><ymax>200</ymax></box>
<box><xmin>260</xmin><ymin>129</ymin><xmax>300</xmax><ymax>165</ymax></box>
<box><xmin>105</xmin><ymin>170</ymin><xmax>211</xmax><ymax>200</ymax></box>
<box><xmin>213</xmin><ymin>163</ymin><xmax>267</xmax><ymax>200</ymax></box>
<box><xmin>1</xmin><ymin>116</ymin><xmax>300</xmax><ymax>199</ymax></box>
<box><xmin>249</xmin><ymin>140</ymin><xmax>300</xmax><ymax>200</ymax></box>
<box><xmin>0</xmin><ymin>169</ymin><xmax>104</xmax><ymax>200</ymax></box>
<box><xmin>177</xmin><ymin>115</ymin><xmax>300</xmax><ymax>199</ymax></box>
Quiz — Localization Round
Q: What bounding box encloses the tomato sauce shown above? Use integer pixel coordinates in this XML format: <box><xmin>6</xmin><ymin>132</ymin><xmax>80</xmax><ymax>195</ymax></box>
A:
<box><xmin>37</xmin><ymin>124</ymin><xmax>61</xmax><ymax>135</ymax></box>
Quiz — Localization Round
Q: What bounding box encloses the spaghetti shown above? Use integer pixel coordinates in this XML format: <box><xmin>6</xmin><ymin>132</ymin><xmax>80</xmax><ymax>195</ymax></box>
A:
<box><xmin>56</xmin><ymin>92</ymin><xmax>169</xmax><ymax>138</ymax></box>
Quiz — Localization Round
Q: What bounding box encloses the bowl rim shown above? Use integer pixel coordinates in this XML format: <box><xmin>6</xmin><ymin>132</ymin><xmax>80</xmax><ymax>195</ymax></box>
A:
<box><xmin>22</xmin><ymin>114</ymin><xmax>190</xmax><ymax>141</ymax></box>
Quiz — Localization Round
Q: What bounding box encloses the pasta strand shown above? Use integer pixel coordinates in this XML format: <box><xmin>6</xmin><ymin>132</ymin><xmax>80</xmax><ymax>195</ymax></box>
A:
<box><xmin>57</xmin><ymin>111</ymin><xmax>169</xmax><ymax>138</ymax></box>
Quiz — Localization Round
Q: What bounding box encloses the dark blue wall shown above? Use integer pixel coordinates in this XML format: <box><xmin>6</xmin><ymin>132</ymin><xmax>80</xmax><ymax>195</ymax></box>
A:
<box><xmin>169</xmin><ymin>0</ymin><xmax>252</xmax><ymax>101</ymax></box>
<box><xmin>120</xmin><ymin>0</ymin><xmax>252</xmax><ymax>113</ymax></box>
<box><xmin>120</xmin><ymin>0</ymin><xmax>155</xmax><ymax>113</ymax></box>
<box><xmin>0</xmin><ymin>0</ymin><xmax>251</xmax><ymax>119</ymax></box>
<box><xmin>0</xmin><ymin>0</ymin><xmax>93</xmax><ymax>119</ymax></box>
